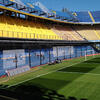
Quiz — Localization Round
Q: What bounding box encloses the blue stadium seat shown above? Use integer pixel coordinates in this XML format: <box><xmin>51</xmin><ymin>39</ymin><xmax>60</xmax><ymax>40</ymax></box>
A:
<box><xmin>91</xmin><ymin>11</ymin><xmax>100</xmax><ymax>22</ymax></box>
<box><xmin>75</xmin><ymin>11</ymin><xmax>92</xmax><ymax>22</ymax></box>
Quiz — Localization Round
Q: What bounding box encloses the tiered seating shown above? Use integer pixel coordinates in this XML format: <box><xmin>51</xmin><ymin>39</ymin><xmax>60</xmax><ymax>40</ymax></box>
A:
<box><xmin>91</xmin><ymin>11</ymin><xmax>100</xmax><ymax>22</ymax></box>
<box><xmin>94</xmin><ymin>25</ymin><xmax>100</xmax><ymax>38</ymax></box>
<box><xmin>65</xmin><ymin>26</ymin><xmax>84</xmax><ymax>40</ymax></box>
<box><xmin>52</xmin><ymin>25</ymin><xmax>84</xmax><ymax>40</ymax></box>
<box><xmin>73</xmin><ymin>25</ymin><xmax>100</xmax><ymax>40</ymax></box>
<box><xmin>75</xmin><ymin>11</ymin><xmax>92</xmax><ymax>22</ymax></box>
<box><xmin>1</xmin><ymin>15</ymin><xmax>100</xmax><ymax>41</ymax></box>
<box><xmin>0</xmin><ymin>15</ymin><xmax>62</xmax><ymax>40</ymax></box>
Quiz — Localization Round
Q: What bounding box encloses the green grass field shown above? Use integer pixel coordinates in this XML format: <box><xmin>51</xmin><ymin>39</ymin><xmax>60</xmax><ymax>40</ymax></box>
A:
<box><xmin>0</xmin><ymin>55</ymin><xmax>100</xmax><ymax>100</ymax></box>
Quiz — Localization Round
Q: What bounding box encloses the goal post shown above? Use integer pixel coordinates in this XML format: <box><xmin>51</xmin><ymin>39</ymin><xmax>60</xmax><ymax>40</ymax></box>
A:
<box><xmin>84</xmin><ymin>50</ymin><xmax>95</xmax><ymax>61</ymax></box>
<box><xmin>77</xmin><ymin>50</ymin><xmax>97</xmax><ymax>62</ymax></box>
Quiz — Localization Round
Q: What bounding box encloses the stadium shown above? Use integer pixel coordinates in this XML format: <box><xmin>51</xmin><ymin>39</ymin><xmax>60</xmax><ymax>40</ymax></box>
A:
<box><xmin>0</xmin><ymin>0</ymin><xmax>100</xmax><ymax>100</ymax></box>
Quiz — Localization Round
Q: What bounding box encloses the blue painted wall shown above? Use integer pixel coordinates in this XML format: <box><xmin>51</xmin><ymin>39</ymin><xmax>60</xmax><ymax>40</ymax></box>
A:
<box><xmin>0</xmin><ymin>45</ymin><xmax>98</xmax><ymax>76</ymax></box>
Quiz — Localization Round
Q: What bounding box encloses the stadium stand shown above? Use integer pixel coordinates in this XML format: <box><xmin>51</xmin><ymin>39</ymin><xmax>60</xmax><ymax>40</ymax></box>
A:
<box><xmin>72</xmin><ymin>25</ymin><xmax>100</xmax><ymax>40</ymax></box>
<box><xmin>75</xmin><ymin>11</ymin><xmax>92</xmax><ymax>22</ymax></box>
<box><xmin>0</xmin><ymin>15</ymin><xmax>62</xmax><ymax>40</ymax></box>
<box><xmin>94</xmin><ymin>25</ymin><xmax>100</xmax><ymax>37</ymax></box>
<box><xmin>91</xmin><ymin>11</ymin><xmax>100</xmax><ymax>22</ymax></box>
<box><xmin>0</xmin><ymin>0</ymin><xmax>100</xmax><ymax>78</ymax></box>
<box><xmin>52</xmin><ymin>25</ymin><xmax>84</xmax><ymax>40</ymax></box>
<box><xmin>52</xmin><ymin>10</ymin><xmax>71</xmax><ymax>21</ymax></box>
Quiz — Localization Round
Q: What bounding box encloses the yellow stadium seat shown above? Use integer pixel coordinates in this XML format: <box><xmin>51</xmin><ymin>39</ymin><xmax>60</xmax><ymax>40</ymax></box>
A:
<box><xmin>0</xmin><ymin>15</ymin><xmax>61</xmax><ymax>40</ymax></box>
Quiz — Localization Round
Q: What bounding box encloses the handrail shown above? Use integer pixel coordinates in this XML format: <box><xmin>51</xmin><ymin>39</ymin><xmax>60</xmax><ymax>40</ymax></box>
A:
<box><xmin>0</xmin><ymin>30</ymin><xmax>63</xmax><ymax>40</ymax></box>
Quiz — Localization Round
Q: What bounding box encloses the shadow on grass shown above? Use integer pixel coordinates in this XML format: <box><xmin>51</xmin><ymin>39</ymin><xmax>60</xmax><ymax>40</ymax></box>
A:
<box><xmin>0</xmin><ymin>75</ymin><xmax>89</xmax><ymax>100</ymax></box>
<box><xmin>83</xmin><ymin>57</ymin><xmax>100</xmax><ymax>64</ymax></box>
<box><xmin>0</xmin><ymin>84</ymin><xmax>67</xmax><ymax>100</ymax></box>
<box><xmin>84</xmin><ymin>60</ymin><xmax>100</xmax><ymax>64</ymax></box>
<box><xmin>0</xmin><ymin>85</ymin><xmax>88</xmax><ymax>100</ymax></box>
<box><xmin>59</xmin><ymin>57</ymin><xmax>100</xmax><ymax>73</ymax></box>
<box><xmin>26</xmin><ymin>78</ymin><xmax>70</xmax><ymax>90</ymax></box>
<box><xmin>59</xmin><ymin>66</ymin><xmax>95</xmax><ymax>73</ymax></box>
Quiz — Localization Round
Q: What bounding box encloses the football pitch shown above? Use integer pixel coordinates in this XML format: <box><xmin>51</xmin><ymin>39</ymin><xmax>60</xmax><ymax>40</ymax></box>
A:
<box><xmin>0</xmin><ymin>55</ymin><xmax>100</xmax><ymax>100</ymax></box>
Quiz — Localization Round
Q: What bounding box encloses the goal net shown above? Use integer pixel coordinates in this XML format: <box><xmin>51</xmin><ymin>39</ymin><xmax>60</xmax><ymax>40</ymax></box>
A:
<box><xmin>77</xmin><ymin>50</ymin><xmax>100</xmax><ymax>61</ymax></box>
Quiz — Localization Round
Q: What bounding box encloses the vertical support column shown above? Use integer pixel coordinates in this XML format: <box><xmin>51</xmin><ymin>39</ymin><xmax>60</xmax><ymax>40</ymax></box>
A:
<box><xmin>91</xmin><ymin>46</ymin><xmax>93</xmax><ymax>55</ymax></box>
<box><xmin>40</xmin><ymin>48</ymin><xmax>42</xmax><ymax>65</ymax></box>
<box><xmin>70</xmin><ymin>46</ymin><xmax>71</xmax><ymax>59</ymax></box>
<box><xmin>81</xmin><ymin>46</ymin><xmax>82</xmax><ymax>57</ymax></box>
<box><xmin>49</xmin><ymin>48</ymin><xmax>51</xmax><ymax>63</ymax></box>
<box><xmin>86</xmin><ymin>45</ymin><xmax>87</xmax><ymax>55</ymax></box>
<box><xmin>64</xmin><ymin>47</ymin><xmax>66</xmax><ymax>59</ymax></box>
<box><xmin>56</xmin><ymin>47</ymin><xmax>58</xmax><ymax>60</ymax></box>
<box><xmin>15</xmin><ymin>54</ymin><xmax>17</xmax><ymax>68</ymax></box>
<box><xmin>29</xmin><ymin>49</ymin><xmax>31</xmax><ymax>67</ymax></box>
<box><xmin>75</xmin><ymin>47</ymin><xmax>77</xmax><ymax>58</ymax></box>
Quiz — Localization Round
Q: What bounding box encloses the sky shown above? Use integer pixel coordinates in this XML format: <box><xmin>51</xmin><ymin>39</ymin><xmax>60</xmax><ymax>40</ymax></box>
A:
<box><xmin>23</xmin><ymin>0</ymin><xmax>100</xmax><ymax>12</ymax></box>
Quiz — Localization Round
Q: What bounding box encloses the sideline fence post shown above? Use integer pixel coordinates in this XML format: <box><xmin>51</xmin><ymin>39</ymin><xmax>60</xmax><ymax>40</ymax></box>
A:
<box><xmin>49</xmin><ymin>48</ymin><xmax>51</xmax><ymax>63</ymax></box>
<box><xmin>40</xmin><ymin>48</ymin><xmax>42</xmax><ymax>65</ymax></box>
<box><xmin>15</xmin><ymin>54</ymin><xmax>17</xmax><ymax>68</ymax></box>
<box><xmin>70</xmin><ymin>46</ymin><xmax>71</xmax><ymax>59</ymax></box>
<box><xmin>29</xmin><ymin>49</ymin><xmax>31</xmax><ymax>67</ymax></box>
<box><xmin>75</xmin><ymin>47</ymin><xmax>77</xmax><ymax>58</ymax></box>
<box><xmin>64</xmin><ymin>47</ymin><xmax>66</xmax><ymax>59</ymax></box>
<box><xmin>56</xmin><ymin>47</ymin><xmax>58</xmax><ymax>60</ymax></box>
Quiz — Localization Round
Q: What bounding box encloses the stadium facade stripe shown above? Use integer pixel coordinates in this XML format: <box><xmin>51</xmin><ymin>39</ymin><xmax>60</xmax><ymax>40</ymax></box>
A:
<box><xmin>94</xmin><ymin>30</ymin><xmax>100</xmax><ymax>39</ymax></box>
<box><xmin>88</xmin><ymin>11</ymin><xmax>95</xmax><ymax>22</ymax></box>
<box><xmin>88</xmin><ymin>11</ymin><xmax>100</xmax><ymax>39</ymax></box>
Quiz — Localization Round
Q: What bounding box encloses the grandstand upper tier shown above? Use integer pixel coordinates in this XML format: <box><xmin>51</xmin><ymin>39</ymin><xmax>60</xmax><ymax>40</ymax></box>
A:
<box><xmin>0</xmin><ymin>0</ymin><xmax>100</xmax><ymax>24</ymax></box>
<box><xmin>0</xmin><ymin>0</ymin><xmax>78</xmax><ymax>23</ymax></box>
<box><xmin>75</xmin><ymin>11</ymin><xmax>100</xmax><ymax>23</ymax></box>
<box><xmin>0</xmin><ymin>0</ymin><xmax>100</xmax><ymax>41</ymax></box>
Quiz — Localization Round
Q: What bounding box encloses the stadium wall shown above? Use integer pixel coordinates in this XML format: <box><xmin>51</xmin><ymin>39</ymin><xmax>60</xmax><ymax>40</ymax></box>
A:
<box><xmin>0</xmin><ymin>44</ymin><xmax>100</xmax><ymax>77</ymax></box>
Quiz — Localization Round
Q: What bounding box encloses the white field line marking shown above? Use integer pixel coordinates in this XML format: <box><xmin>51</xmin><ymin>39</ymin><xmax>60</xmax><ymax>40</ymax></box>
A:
<box><xmin>57</xmin><ymin>71</ymin><xmax>100</xmax><ymax>76</ymax></box>
<box><xmin>6</xmin><ymin>58</ymin><xmax>92</xmax><ymax>88</ymax></box>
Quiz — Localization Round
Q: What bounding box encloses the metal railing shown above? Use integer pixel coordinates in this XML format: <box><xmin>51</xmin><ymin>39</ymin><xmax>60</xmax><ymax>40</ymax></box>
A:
<box><xmin>0</xmin><ymin>30</ymin><xmax>63</xmax><ymax>40</ymax></box>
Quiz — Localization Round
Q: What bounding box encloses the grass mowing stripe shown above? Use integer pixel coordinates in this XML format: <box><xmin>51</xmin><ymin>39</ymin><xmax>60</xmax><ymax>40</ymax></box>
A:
<box><xmin>57</xmin><ymin>71</ymin><xmax>100</xmax><ymax>76</ymax></box>
<box><xmin>6</xmin><ymin>58</ymin><xmax>90</xmax><ymax>88</ymax></box>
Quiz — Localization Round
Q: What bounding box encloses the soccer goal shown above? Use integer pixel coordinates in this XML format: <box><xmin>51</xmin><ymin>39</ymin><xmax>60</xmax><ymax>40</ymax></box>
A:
<box><xmin>77</xmin><ymin>50</ymin><xmax>99</xmax><ymax>61</ymax></box>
